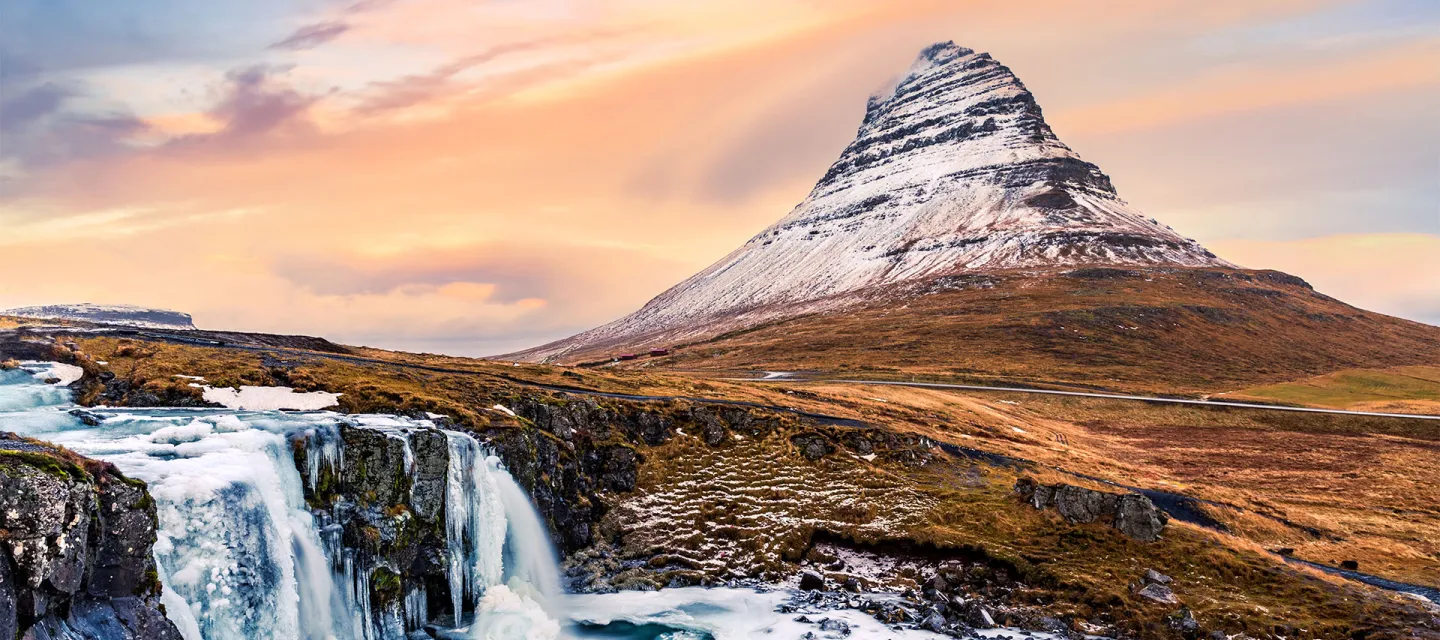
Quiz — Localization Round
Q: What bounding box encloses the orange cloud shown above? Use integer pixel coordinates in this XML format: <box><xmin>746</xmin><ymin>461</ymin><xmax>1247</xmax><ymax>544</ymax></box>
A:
<box><xmin>2</xmin><ymin>0</ymin><xmax>1433</xmax><ymax>354</ymax></box>
<box><xmin>1056</xmin><ymin>37</ymin><xmax>1440</xmax><ymax>134</ymax></box>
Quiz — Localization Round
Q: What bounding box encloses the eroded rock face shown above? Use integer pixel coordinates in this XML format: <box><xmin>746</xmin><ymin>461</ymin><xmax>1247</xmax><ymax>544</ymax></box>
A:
<box><xmin>292</xmin><ymin>424</ymin><xmax>451</xmax><ymax>625</ymax></box>
<box><xmin>1014</xmin><ymin>477</ymin><xmax>1168</xmax><ymax>541</ymax></box>
<box><xmin>0</xmin><ymin>435</ymin><xmax>182</xmax><ymax>639</ymax></box>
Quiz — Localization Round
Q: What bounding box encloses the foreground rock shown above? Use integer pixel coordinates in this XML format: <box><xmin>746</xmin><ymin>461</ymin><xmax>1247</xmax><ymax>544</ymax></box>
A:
<box><xmin>1014</xmin><ymin>477</ymin><xmax>1168</xmax><ymax>541</ymax></box>
<box><xmin>0</xmin><ymin>434</ymin><xmax>182</xmax><ymax>639</ymax></box>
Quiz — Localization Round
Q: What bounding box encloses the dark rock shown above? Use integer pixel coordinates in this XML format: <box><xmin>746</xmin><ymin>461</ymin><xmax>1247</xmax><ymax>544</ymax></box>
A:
<box><xmin>1026</xmin><ymin>189</ymin><xmax>1078</xmax><ymax>210</ymax></box>
<box><xmin>1114</xmin><ymin>494</ymin><xmax>1167</xmax><ymax>541</ymax></box>
<box><xmin>67</xmin><ymin>409</ymin><xmax>104</xmax><ymax>426</ymax></box>
<box><xmin>89</xmin><ymin>474</ymin><xmax>160</xmax><ymax>598</ymax></box>
<box><xmin>0</xmin><ymin>553</ymin><xmax>15</xmax><ymax>640</ymax></box>
<box><xmin>1014</xmin><ymin>477</ymin><xmax>1167</xmax><ymax>541</ymax></box>
<box><xmin>1137</xmin><ymin>583</ymin><xmax>1178</xmax><ymax>605</ymax></box>
<box><xmin>408</xmin><ymin>429</ymin><xmax>450</xmax><ymax>521</ymax></box>
<box><xmin>1340</xmin><ymin>560</ymin><xmax>1359</xmax><ymax>571</ymax></box>
<box><xmin>920</xmin><ymin>612</ymin><xmax>948</xmax><ymax>633</ymax></box>
<box><xmin>818</xmin><ymin>617</ymin><xmax>851</xmax><ymax>635</ymax></box>
<box><xmin>841</xmin><ymin>577</ymin><xmax>861</xmax><ymax>593</ymax></box>
<box><xmin>799</xmin><ymin>571</ymin><xmax>826</xmax><ymax>591</ymax></box>
<box><xmin>0</xmin><ymin>438</ymin><xmax>180</xmax><ymax>639</ymax></box>
<box><xmin>1166</xmin><ymin>607</ymin><xmax>1200</xmax><ymax>636</ymax></box>
<box><xmin>791</xmin><ymin>433</ymin><xmax>835</xmax><ymax>461</ymax></box>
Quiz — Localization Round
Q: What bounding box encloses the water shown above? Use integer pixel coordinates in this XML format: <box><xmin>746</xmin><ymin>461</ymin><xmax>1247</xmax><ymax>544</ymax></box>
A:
<box><xmin>1</xmin><ymin>364</ymin><xmax>1032</xmax><ymax>640</ymax></box>
<box><xmin>0</xmin><ymin>363</ymin><xmax>560</xmax><ymax>640</ymax></box>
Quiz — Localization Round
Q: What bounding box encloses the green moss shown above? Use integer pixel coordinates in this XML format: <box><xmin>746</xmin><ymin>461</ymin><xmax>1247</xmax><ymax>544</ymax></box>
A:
<box><xmin>370</xmin><ymin>567</ymin><xmax>403</xmax><ymax>606</ymax></box>
<box><xmin>0</xmin><ymin>451</ymin><xmax>89</xmax><ymax>482</ymax></box>
<box><xmin>137</xmin><ymin>566</ymin><xmax>162</xmax><ymax>596</ymax></box>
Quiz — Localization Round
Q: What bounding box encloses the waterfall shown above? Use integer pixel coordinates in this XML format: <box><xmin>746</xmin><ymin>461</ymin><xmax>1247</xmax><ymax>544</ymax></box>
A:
<box><xmin>444</xmin><ymin>431</ymin><xmax>509</xmax><ymax>624</ymax></box>
<box><xmin>492</xmin><ymin>464</ymin><xmax>562</xmax><ymax>610</ymax></box>
<box><xmin>1</xmin><ymin>364</ymin><xmax>564</xmax><ymax>640</ymax></box>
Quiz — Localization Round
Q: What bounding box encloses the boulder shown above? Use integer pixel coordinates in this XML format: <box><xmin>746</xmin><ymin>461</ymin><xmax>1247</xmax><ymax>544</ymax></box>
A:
<box><xmin>799</xmin><ymin>571</ymin><xmax>826</xmax><ymax>591</ymax></box>
<box><xmin>818</xmin><ymin>617</ymin><xmax>851</xmax><ymax>635</ymax></box>
<box><xmin>790</xmin><ymin>434</ymin><xmax>835</xmax><ymax>461</ymax></box>
<box><xmin>920</xmin><ymin>612</ymin><xmax>948</xmax><ymax>633</ymax></box>
<box><xmin>1138</xmin><ymin>583</ymin><xmax>1179</xmax><ymax>605</ymax></box>
<box><xmin>1014</xmin><ymin>477</ymin><xmax>1168</xmax><ymax>541</ymax></box>
<box><xmin>1115</xmin><ymin>494</ymin><xmax>1168</xmax><ymax>541</ymax></box>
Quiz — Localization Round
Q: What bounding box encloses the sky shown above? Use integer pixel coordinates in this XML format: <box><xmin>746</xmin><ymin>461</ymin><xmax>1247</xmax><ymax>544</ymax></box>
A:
<box><xmin>1</xmin><ymin>0</ymin><xmax>1437</xmax><ymax>356</ymax></box>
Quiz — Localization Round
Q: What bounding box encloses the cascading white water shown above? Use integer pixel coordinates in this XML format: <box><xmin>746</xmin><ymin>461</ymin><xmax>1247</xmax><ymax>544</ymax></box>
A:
<box><xmin>0</xmin><ymin>362</ymin><xmax>564</xmax><ymax>640</ymax></box>
<box><xmin>445</xmin><ymin>432</ymin><xmax>509</xmax><ymax>625</ymax></box>
<box><xmin>492</xmin><ymin>464</ymin><xmax>562</xmax><ymax>609</ymax></box>
<box><xmin>465</xmin><ymin>464</ymin><xmax>565</xmax><ymax>640</ymax></box>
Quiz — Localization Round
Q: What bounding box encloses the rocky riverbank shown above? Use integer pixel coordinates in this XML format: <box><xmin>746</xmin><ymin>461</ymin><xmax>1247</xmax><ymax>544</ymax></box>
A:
<box><xmin>0</xmin><ymin>433</ymin><xmax>182</xmax><ymax>639</ymax></box>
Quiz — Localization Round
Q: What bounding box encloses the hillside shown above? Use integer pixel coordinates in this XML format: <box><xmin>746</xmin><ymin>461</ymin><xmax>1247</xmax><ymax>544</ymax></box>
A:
<box><xmin>599</xmin><ymin>267</ymin><xmax>1440</xmax><ymax>395</ymax></box>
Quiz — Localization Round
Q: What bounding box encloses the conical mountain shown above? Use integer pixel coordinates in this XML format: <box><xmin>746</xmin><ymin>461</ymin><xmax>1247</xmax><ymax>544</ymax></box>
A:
<box><xmin>507</xmin><ymin>43</ymin><xmax>1438</xmax><ymax>392</ymax></box>
<box><xmin>511</xmin><ymin>42</ymin><xmax>1228</xmax><ymax>361</ymax></box>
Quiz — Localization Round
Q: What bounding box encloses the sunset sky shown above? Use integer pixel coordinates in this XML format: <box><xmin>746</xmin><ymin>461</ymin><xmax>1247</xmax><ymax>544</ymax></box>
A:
<box><xmin>2</xmin><ymin>0</ymin><xmax>1437</xmax><ymax>355</ymax></box>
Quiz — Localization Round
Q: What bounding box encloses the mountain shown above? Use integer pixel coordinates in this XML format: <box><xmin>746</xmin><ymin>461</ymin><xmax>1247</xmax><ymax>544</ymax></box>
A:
<box><xmin>506</xmin><ymin>42</ymin><xmax>1439</xmax><ymax>393</ymax></box>
<box><xmin>3</xmin><ymin>303</ymin><xmax>196</xmax><ymax>330</ymax></box>
<box><xmin>510</xmin><ymin>42</ymin><xmax>1230</xmax><ymax>363</ymax></box>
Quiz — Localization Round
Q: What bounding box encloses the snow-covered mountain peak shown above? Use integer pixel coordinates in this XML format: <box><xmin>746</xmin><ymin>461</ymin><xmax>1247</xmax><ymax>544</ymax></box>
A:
<box><xmin>901</xmin><ymin>41</ymin><xmax>976</xmax><ymax>80</ymax></box>
<box><xmin>507</xmin><ymin>42</ymin><xmax>1233</xmax><ymax>362</ymax></box>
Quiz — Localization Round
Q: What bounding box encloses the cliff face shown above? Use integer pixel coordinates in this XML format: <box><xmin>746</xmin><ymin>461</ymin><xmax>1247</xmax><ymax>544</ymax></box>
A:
<box><xmin>0</xmin><ymin>434</ymin><xmax>182</xmax><ymax>640</ymax></box>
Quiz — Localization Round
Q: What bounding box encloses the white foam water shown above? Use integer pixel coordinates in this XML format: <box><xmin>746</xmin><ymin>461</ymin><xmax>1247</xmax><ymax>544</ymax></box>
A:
<box><xmin>0</xmin><ymin>363</ymin><xmax>563</xmax><ymax>640</ymax></box>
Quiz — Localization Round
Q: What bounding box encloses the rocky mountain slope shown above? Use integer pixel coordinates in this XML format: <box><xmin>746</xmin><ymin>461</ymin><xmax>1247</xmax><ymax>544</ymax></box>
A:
<box><xmin>509</xmin><ymin>41</ymin><xmax>1230</xmax><ymax>363</ymax></box>
<box><xmin>3</xmin><ymin>304</ymin><xmax>196</xmax><ymax>330</ymax></box>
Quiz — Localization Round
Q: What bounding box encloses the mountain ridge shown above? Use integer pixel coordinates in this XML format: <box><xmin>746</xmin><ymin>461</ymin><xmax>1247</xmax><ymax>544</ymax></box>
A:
<box><xmin>2</xmin><ymin>303</ymin><xmax>196</xmax><ymax>330</ymax></box>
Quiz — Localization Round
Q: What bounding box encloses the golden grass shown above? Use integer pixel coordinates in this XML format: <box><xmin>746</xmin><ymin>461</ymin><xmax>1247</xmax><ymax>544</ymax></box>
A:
<box><xmin>594</xmin><ymin>268</ymin><xmax>1440</xmax><ymax>396</ymax></box>
<box><xmin>1220</xmin><ymin>365</ymin><xmax>1440</xmax><ymax>414</ymax></box>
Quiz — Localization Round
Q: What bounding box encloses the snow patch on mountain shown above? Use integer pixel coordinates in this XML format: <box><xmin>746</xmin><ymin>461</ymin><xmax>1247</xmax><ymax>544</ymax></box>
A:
<box><xmin>4</xmin><ymin>303</ymin><xmax>197</xmax><ymax>330</ymax></box>
<box><xmin>509</xmin><ymin>42</ymin><xmax>1232</xmax><ymax>363</ymax></box>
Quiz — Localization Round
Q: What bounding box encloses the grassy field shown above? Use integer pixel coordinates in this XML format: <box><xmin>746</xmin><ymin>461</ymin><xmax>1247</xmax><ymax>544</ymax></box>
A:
<box><xmin>1220</xmin><ymin>366</ymin><xmax>1440</xmax><ymax>415</ymax></box>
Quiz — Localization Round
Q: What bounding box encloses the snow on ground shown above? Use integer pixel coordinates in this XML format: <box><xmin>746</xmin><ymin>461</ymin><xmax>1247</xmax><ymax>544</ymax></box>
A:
<box><xmin>200</xmin><ymin>385</ymin><xmax>340</xmax><ymax>411</ymax></box>
<box><xmin>20</xmin><ymin>361</ymin><xmax>85</xmax><ymax>386</ymax></box>
<box><xmin>613</xmin><ymin>439</ymin><xmax>935</xmax><ymax>576</ymax></box>
<box><xmin>567</xmin><ymin>588</ymin><xmax>950</xmax><ymax>640</ymax></box>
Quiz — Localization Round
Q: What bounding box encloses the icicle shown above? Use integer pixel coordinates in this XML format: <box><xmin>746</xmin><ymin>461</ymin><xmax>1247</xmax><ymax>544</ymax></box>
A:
<box><xmin>443</xmin><ymin>431</ymin><xmax>507</xmax><ymax>624</ymax></box>
<box><xmin>304</xmin><ymin>424</ymin><xmax>344</xmax><ymax>492</ymax></box>
<box><xmin>404</xmin><ymin>586</ymin><xmax>428</xmax><ymax>631</ymax></box>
